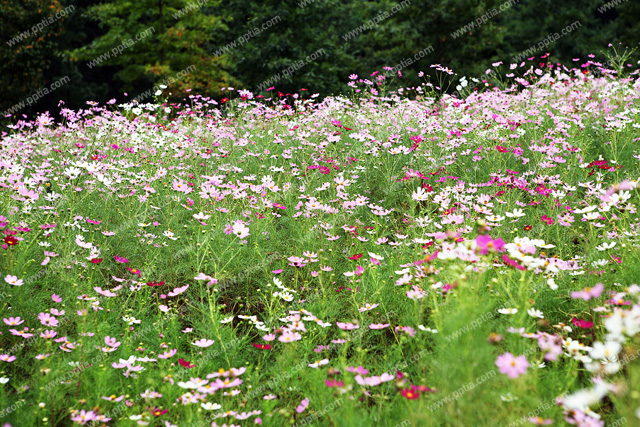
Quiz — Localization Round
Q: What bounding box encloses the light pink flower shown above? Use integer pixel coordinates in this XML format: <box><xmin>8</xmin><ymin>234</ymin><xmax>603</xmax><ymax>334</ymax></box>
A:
<box><xmin>495</xmin><ymin>352</ymin><xmax>529</xmax><ymax>378</ymax></box>
<box><xmin>296</xmin><ymin>398</ymin><xmax>310</xmax><ymax>413</ymax></box>
<box><xmin>336</xmin><ymin>322</ymin><xmax>359</xmax><ymax>330</ymax></box>
<box><xmin>369</xmin><ymin>323</ymin><xmax>390</xmax><ymax>329</ymax></box>
<box><xmin>158</xmin><ymin>349</ymin><xmax>177</xmax><ymax>359</ymax></box>
<box><xmin>570</xmin><ymin>283</ymin><xmax>604</xmax><ymax>301</ymax></box>
<box><xmin>4</xmin><ymin>275</ymin><xmax>23</xmax><ymax>286</ymax></box>
<box><xmin>193</xmin><ymin>339</ymin><xmax>215</xmax><ymax>348</ymax></box>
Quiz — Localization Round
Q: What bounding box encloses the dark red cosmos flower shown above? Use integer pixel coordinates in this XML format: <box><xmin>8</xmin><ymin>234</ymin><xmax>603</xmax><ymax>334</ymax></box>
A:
<box><xmin>523</xmin><ymin>225</ymin><xmax>533</xmax><ymax>231</ymax></box>
<box><xmin>151</xmin><ymin>408</ymin><xmax>167</xmax><ymax>416</ymax></box>
<box><xmin>178</xmin><ymin>358</ymin><xmax>194</xmax><ymax>368</ymax></box>
<box><xmin>348</xmin><ymin>254</ymin><xmax>362</xmax><ymax>260</ymax></box>
<box><xmin>251</xmin><ymin>343</ymin><xmax>272</xmax><ymax>350</ymax></box>
<box><xmin>400</xmin><ymin>385</ymin><xmax>421</xmax><ymax>400</ymax></box>
<box><xmin>90</xmin><ymin>258</ymin><xmax>103</xmax><ymax>264</ymax></box>
<box><xmin>147</xmin><ymin>281</ymin><xmax>164</xmax><ymax>287</ymax></box>
<box><xmin>4</xmin><ymin>235</ymin><xmax>18</xmax><ymax>246</ymax></box>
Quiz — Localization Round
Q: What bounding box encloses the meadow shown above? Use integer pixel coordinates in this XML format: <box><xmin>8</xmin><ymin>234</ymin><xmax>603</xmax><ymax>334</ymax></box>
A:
<box><xmin>1</xmin><ymin>56</ymin><xmax>640</xmax><ymax>427</ymax></box>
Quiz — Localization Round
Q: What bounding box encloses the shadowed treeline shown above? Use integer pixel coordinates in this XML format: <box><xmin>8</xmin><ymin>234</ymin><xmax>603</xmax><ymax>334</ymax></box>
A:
<box><xmin>1</xmin><ymin>0</ymin><xmax>638</xmax><ymax>120</ymax></box>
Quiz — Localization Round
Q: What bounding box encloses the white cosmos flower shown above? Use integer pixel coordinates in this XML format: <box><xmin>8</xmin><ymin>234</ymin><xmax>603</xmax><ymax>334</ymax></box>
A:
<box><xmin>201</xmin><ymin>402</ymin><xmax>222</xmax><ymax>410</ymax></box>
<box><xmin>527</xmin><ymin>308</ymin><xmax>544</xmax><ymax>318</ymax></box>
<box><xmin>193</xmin><ymin>212</ymin><xmax>210</xmax><ymax>221</ymax></box>
<box><xmin>595</xmin><ymin>242</ymin><xmax>616</xmax><ymax>251</ymax></box>
<box><xmin>498</xmin><ymin>308</ymin><xmax>518</xmax><ymax>315</ymax></box>
<box><xmin>505</xmin><ymin>208</ymin><xmax>526</xmax><ymax>218</ymax></box>
<box><xmin>589</xmin><ymin>341</ymin><xmax>621</xmax><ymax>360</ymax></box>
<box><xmin>563</xmin><ymin>382</ymin><xmax>610</xmax><ymax>411</ymax></box>
<box><xmin>573</xmin><ymin>205</ymin><xmax>597</xmax><ymax>214</ymax></box>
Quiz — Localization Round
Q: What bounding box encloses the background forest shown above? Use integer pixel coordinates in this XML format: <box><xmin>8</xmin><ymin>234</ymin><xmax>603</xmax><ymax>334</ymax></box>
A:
<box><xmin>1</xmin><ymin>0</ymin><xmax>639</xmax><ymax>120</ymax></box>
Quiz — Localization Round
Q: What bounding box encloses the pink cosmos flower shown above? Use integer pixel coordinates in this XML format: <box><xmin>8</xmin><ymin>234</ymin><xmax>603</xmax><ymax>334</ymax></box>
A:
<box><xmin>570</xmin><ymin>283</ymin><xmax>604</xmax><ymax>301</ymax></box>
<box><xmin>3</xmin><ymin>317</ymin><xmax>24</xmax><ymax>326</ymax></box>
<box><xmin>104</xmin><ymin>336</ymin><xmax>120</xmax><ymax>348</ymax></box>
<box><xmin>355</xmin><ymin>373</ymin><xmax>394</xmax><ymax>386</ymax></box>
<box><xmin>193</xmin><ymin>339</ymin><xmax>215</xmax><ymax>348</ymax></box>
<box><xmin>168</xmin><ymin>285</ymin><xmax>189</xmax><ymax>297</ymax></box>
<box><xmin>369</xmin><ymin>323</ymin><xmax>390</xmax><ymax>329</ymax></box>
<box><xmin>0</xmin><ymin>355</ymin><xmax>16</xmax><ymax>362</ymax></box>
<box><xmin>346</xmin><ymin>366</ymin><xmax>369</xmax><ymax>375</ymax></box>
<box><xmin>537</xmin><ymin>333</ymin><xmax>563</xmax><ymax>361</ymax></box>
<box><xmin>326</xmin><ymin>379</ymin><xmax>345</xmax><ymax>387</ymax></box>
<box><xmin>102</xmin><ymin>395</ymin><xmax>125</xmax><ymax>402</ymax></box>
<box><xmin>4</xmin><ymin>275</ymin><xmax>23</xmax><ymax>286</ymax></box>
<box><xmin>528</xmin><ymin>417</ymin><xmax>553</xmax><ymax>425</ymax></box>
<box><xmin>296</xmin><ymin>398</ymin><xmax>310</xmax><ymax>413</ymax></box>
<box><xmin>194</xmin><ymin>273</ymin><xmax>217</xmax><ymax>286</ymax></box>
<box><xmin>358</xmin><ymin>303</ymin><xmax>379</xmax><ymax>312</ymax></box>
<box><xmin>52</xmin><ymin>294</ymin><xmax>62</xmax><ymax>303</ymax></box>
<box><xmin>114</xmin><ymin>255</ymin><xmax>128</xmax><ymax>263</ymax></box>
<box><xmin>495</xmin><ymin>353</ymin><xmax>529</xmax><ymax>378</ymax></box>
<box><xmin>41</xmin><ymin>330</ymin><xmax>57</xmax><ymax>339</ymax></box>
<box><xmin>10</xmin><ymin>328</ymin><xmax>34</xmax><ymax>339</ymax></box>
<box><xmin>336</xmin><ymin>322</ymin><xmax>359</xmax><ymax>330</ymax></box>
<box><xmin>599</xmin><ymin>180</ymin><xmax>635</xmax><ymax>202</ymax></box>
<box><xmin>278</xmin><ymin>332</ymin><xmax>302</xmax><ymax>343</ymax></box>
<box><xmin>158</xmin><ymin>349</ymin><xmax>177</xmax><ymax>359</ymax></box>
<box><xmin>71</xmin><ymin>409</ymin><xmax>97</xmax><ymax>424</ymax></box>
<box><xmin>38</xmin><ymin>313</ymin><xmax>59</xmax><ymax>327</ymax></box>
<box><xmin>395</xmin><ymin>326</ymin><xmax>416</xmax><ymax>337</ymax></box>
<box><xmin>288</xmin><ymin>256</ymin><xmax>307</xmax><ymax>267</ymax></box>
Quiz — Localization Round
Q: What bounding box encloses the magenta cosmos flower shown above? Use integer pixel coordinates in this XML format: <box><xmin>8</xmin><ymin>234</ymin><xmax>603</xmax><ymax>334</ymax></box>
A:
<box><xmin>475</xmin><ymin>235</ymin><xmax>506</xmax><ymax>255</ymax></box>
<box><xmin>495</xmin><ymin>352</ymin><xmax>529</xmax><ymax>378</ymax></box>
<box><xmin>570</xmin><ymin>283</ymin><xmax>604</xmax><ymax>301</ymax></box>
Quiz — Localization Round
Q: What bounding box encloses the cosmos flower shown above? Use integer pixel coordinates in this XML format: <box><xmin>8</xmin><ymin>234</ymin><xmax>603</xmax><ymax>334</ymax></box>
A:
<box><xmin>4</xmin><ymin>275</ymin><xmax>23</xmax><ymax>286</ymax></box>
<box><xmin>400</xmin><ymin>385</ymin><xmax>421</xmax><ymax>400</ymax></box>
<box><xmin>193</xmin><ymin>339</ymin><xmax>215</xmax><ymax>348</ymax></box>
<box><xmin>495</xmin><ymin>353</ymin><xmax>529</xmax><ymax>378</ymax></box>
<box><xmin>114</xmin><ymin>255</ymin><xmax>129</xmax><ymax>263</ymax></box>
<box><xmin>570</xmin><ymin>283</ymin><xmax>604</xmax><ymax>301</ymax></box>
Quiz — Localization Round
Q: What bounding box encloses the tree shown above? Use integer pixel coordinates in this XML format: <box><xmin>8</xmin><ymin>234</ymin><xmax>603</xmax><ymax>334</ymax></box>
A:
<box><xmin>0</xmin><ymin>0</ymin><xmax>69</xmax><ymax>116</ymax></box>
<box><xmin>69</xmin><ymin>0</ymin><xmax>234</xmax><ymax>100</ymax></box>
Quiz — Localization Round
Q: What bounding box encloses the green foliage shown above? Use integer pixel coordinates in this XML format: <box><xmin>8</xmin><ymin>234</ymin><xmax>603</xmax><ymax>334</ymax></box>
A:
<box><xmin>1</xmin><ymin>0</ymin><xmax>639</xmax><ymax>118</ymax></box>
<box><xmin>69</xmin><ymin>0</ymin><xmax>234</xmax><ymax>99</ymax></box>
<box><xmin>0</xmin><ymin>0</ymin><xmax>68</xmax><ymax>115</ymax></box>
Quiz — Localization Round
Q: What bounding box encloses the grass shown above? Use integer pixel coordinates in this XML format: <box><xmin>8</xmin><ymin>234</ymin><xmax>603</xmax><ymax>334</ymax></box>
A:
<box><xmin>1</xmin><ymin>57</ymin><xmax>640</xmax><ymax>426</ymax></box>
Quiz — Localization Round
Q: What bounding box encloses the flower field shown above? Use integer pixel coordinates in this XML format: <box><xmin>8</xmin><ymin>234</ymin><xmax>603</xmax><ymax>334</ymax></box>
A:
<box><xmin>1</xmin><ymin>59</ymin><xmax>640</xmax><ymax>427</ymax></box>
